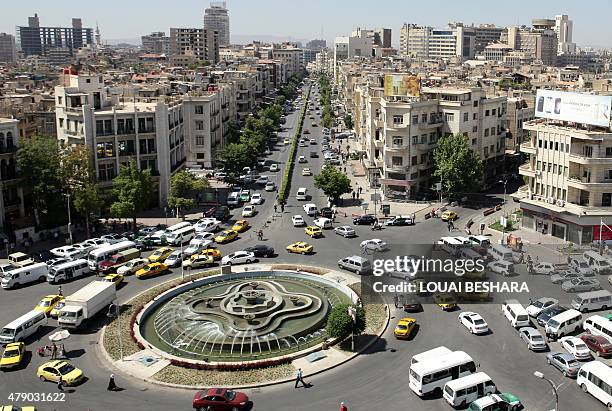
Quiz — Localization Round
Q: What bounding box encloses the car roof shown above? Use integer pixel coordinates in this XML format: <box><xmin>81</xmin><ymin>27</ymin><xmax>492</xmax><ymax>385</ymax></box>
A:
<box><xmin>519</xmin><ymin>327</ymin><xmax>540</xmax><ymax>335</ymax></box>
<box><xmin>551</xmin><ymin>352</ymin><xmax>575</xmax><ymax>361</ymax></box>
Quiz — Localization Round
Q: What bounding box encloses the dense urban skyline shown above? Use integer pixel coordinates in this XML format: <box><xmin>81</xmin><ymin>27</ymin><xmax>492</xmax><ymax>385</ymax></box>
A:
<box><xmin>2</xmin><ymin>0</ymin><xmax>612</xmax><ymax>48</ymax></box>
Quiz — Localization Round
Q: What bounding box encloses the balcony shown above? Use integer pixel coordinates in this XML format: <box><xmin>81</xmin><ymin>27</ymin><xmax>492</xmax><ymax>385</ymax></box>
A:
<box><xmin>138</xmin><ymin>128</ymin><xmax>156</xmax><ymax>135</ymax></box>
<box><xmin>0</xmin><ymin>146</ymin><xmax>17</xmax><ymax>156</ymax></box>
<box><xmin>385</xmin><ymin>164</ymin><xmax>408</xmax><ymax>172</ymax></box>
<box><xmin>518</xmin><ymin>163</ymin><xmax>536</xmax><ymax>178</ymax></box>
<box><xmin>386</xmin><ymin>122</ymin><xmax>408</xmax><ymax>130</ymax></box>
<box><xmin>519</xmin><ymin>142</ymin><xmax>536</xmax><ymax>155</ymax></box>
<box><xmin>417</xmin><ymin>118</ymin><xmax>443</xmax><ymax>130</ymax></box>
<box><xmin>65</xmin><ymin>106</ymin><xmax>84</xmax><ymax>114</ymax></box>
<box><xmin>116</xmin><ymin>128</ymin><xmax>136</xmax><ymax>137</ymax></box>
<box><xmin>384</xmin><ymin>144</ymin><xmax>408</xmax><ymax>152</ymax></box>
<box><xmin>567</xmin><ymin>175</ymin><xmax>612</xmax><ymax>190</ymax></box>
<box><xmin>568</xmin><ymin>153</ymin><xmax>612</xmax><ymax>165</ymax></box>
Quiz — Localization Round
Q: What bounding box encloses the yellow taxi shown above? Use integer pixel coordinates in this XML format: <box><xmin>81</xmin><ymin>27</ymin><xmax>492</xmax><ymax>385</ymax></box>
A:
<box><xmin>214</xmin><ymin>229</ymin><xmax>238</xmax><ymax>244</ymax></box>
<box><xmin>148</xmin><ymin>247</ymin><xmax>174</xmax><ymax>263</ymax></box>
<box><xmin>36</xmin><ymin>360</ymin><xmax>84</xmax><ymax>385</ymax></box>
<box><xmin>136</xmin><ymin>262</ymin><xmax>168</xmax><ymax>279</ymax></box>
<box><xmin>286</xmin><ymin>242</ymin><xmax>314</xmax><ymax>255</ymax></box>
<box><xmin>33</xmin><ymin>295</ymin><xmax>64</xmax><ymax>316</ymax></box>
<box><xmin>304</xmin><ymin>225</ymin><xmax>322</xmax><ymax>238</ymax></box>
<box><xmin>0</xmin><ymin>406</ymin><xmax>37</xmax><ymax>411</ymax></box>
<box><xmin>433</xmin><ymin>293</ymin><xmax>458</xmax><ymax>311</ymax></box>
<box><xmin>103</xmin><ymin>273</ymin><xmax>124</xmax><ymax>287</ymax></box>
<box><xmin>283</xmin><ymin>138</ymin><xmax>290</xmax><ymax>145</ymax></box>
<box><xmin>183</xmin><ymin>254</ymin><xmax>214</xmax><ymax>269</ymax></box>
<box><xmin>50</xmin><ymin>301</ymin><xmax>65</xmax><ymax>318</ymax></box>
<box><xmin>393</xmin><ymin>318</ymin><xmax>417</xmax><ymax>339</ymax></box>
<box><xmin>0</xmin><ymin>342</ymin><xmax>25</xmax><ymax>369</ymax></box>
<box><xmin>441</xmin><ymin>211</ymin><xmax>458</xmax><ymax>222</ymax></box>
<box><xmin>231</xmin><ymin>220</ymin><xmax>250</xmax><ymax>233</ymax></box>
<box><xmin>200</xmin><ymin>248</ymin><xmax>222</xmax><ymax>261</ymax></box>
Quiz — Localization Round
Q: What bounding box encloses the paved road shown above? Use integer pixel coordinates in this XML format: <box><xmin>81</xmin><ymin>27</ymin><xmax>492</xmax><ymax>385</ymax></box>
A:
<box><xmin>0</xmin><ymin>81</ymin><xmax>609</xmax><ymax>411</ymax></box>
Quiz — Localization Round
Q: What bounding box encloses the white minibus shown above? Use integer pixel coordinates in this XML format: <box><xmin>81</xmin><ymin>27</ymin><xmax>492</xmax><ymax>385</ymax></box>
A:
<box><xmin>88</xmin><ymin>240</ymin><xmax>136</xmax><ymax>270</ymax></box>
<box><xmin>410</xmin><ymin>346</ymin><xmax>453</xmax><ymax>366</ymax></box>
<box><xmin>439</xmin><ymin>237</ymin><xmax>464</xmax><ymax>256</ymax></box>
<box><xmin>165</xmin><ymin>225</ymin><xmax>195</xmax><ymax>245</ymax></box>
<box><xmin>0</xmin><ymin>310</ymin><xmax>48</xmax><ymax>344</ymax></box>
<box><xmin>583</xmin><ymin>315</ymin><xmax>612</xmax><ymax>341</ymax></box>
<box><xmin>577</xmin><ymin>361</ymin><xmax>612</xmax><ymax>409</ymax></box>
<box><xmin>488</xmin><ymin>244</ymin><xmax>514</xmax><ymax>262</ymax></box>
<box><xmin>409</xmin><ymin>351</ymin><xmax>476</xmax><ymax>397</ymax></box>
<box><xmin>443</xmin><ymin>372</ymin><xmax>496</xmax><ymax>407</ymax></box>
<box><xmin>47</xmin><ymin>259</ymin><xmax>90</xmax><ymax>284</ymax></box>
<box><xmin>572</xmin><ymin>290</ymin><xmax>612</xmax><ymax>313</ymax></box>
<box><xmin>501</xmin><ymin>299</ymin><xmax>530</xmax><ymax>328</ymax></box>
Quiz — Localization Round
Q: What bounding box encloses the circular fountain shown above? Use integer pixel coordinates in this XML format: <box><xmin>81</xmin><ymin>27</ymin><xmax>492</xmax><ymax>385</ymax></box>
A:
<box><xmin>137</xmin><ymin>271</ymin><xmax>353</xmax><ymax>362</ymax></box>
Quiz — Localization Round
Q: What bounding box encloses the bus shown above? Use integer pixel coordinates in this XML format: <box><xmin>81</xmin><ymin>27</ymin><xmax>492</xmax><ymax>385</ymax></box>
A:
<box><xmin>410</xmin><ymin>346</ymin><xmax>453</xmax><ymax>366</ymax></box>
<box><xmin>583</xmin><ymin>315</ymin><xmax>612</xmax><ymax>340</ymax></box>
<box><xmin>438</xmin><ymin>237</ymin><xmax>464</xmax><ymax>256</ymax></box>
<box><xmin>577</xmin><ymin>360</ymin><xmax>612</xmax><ymax>409</ymax></box>
<box><xmin>409</xmin><ymin>351</ymin><xmax>476</xmax><ymax>397</ymax></box>
<box><xmin>88</xmin><ymin>240</ymin><xmax>136</xmax><ymax>270</ymax></box>
<box><xmin>165</xmin><ymin>225</ymin><xmax>195</xmax><ymax>245</ymax></box>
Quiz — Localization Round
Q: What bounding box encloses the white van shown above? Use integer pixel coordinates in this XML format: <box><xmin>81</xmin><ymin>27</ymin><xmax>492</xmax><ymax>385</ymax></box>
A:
<box><xmin>296</xmin><ymin>187</ymin><xmax>308</xmax><ymax>201</ymax></box>
<box><xmin>572</xmin><ymin>290</ymin><xmax>612</xmax><ymax>313</ymax></box>
<box><xmin>468</xmin><ymin>235</ymin><xmax>491</xmax><ymax>247</ymax></box>
<box><xmin>227</xmin><ymin>192</ymin><xmax>240</xmax><ymax>207</ymax></box>
<box><xmin>583</xmin><ymin>251</ymin><xmax>612</xmax><ymax>275</ymax></box>
<box><xmin>165</xmin><ymin>225</ymin><xmax>195</xmax><ymax>245</ymax></box>
<box><xmin>545</xmin><ymin>309</ymin><xmax>582</xmax><ymax>339</ymax></box>
<box><xmin>411</xmin><ymin>346</ymin><xmax>453</xmax><ymax>365</ymax></box>
<box><xmin>488</xmin><ymin>244</ymin><xmax>514</xmax><ymax>262</ymax></box>
<box><xmin>443</xmin><ymin>372</ymin><xmax>496</xmax><ymax>407</ymax></box>
<box><xmin>8</xmin><ymin>252</ymin><xmax>35</xmax><ymax>268</ymax></box>
<box><xmin>47</xmin><ymin>259</ymin><xmax>90</xmax><ymax>284</ymax></box>
<box><xmin>0</xmin><ymin>310</ymin><xmax>48</xmax><ymax>344</ymax></box>
<box><xmin>303</xmin><ymin>203</ymin><xmax>317</xmax><ymax>217</ymax></box>
<box><xmin>439</xmin><ymin>237</ymin><xmax>464</xmax><ymax>256</ymax></box>
<box><xmin>501</xmin><ymin>299</ymin><xmax>530</xmax><ymax>328</ymax></box>
<box><xmin>583</xmin><ymin>315</ymin><xmax>612</xmax><ymax>340</ymax></box>
<box><xmin>1</xmin><ymin>263</ymin><xmax>49</xmax><ymax>289</ymax></box>
<box><xmin>338</xmin><ymin>256</ymin><xmax>373</xmax><ymax>275</ymax></box>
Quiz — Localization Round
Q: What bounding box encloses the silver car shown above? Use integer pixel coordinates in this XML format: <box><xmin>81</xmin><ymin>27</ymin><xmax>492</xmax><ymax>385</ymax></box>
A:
<box><xmin>546</xmin><ymin>352</ymin><xmax>581</xmax><ymax>378</ymax></box>
<box><xmin>561</xmin><ymin>278</ymin><xmax>601</xmax><ymax>292</ymax></box>
<box><xmin>551</xmin><ymin>271</ymin><xmax>584</xmax><ymax>284</ymax></box>
<box><xmin>519</xmin><ymin>327</ymin><xmax>548</xmax><ymax>351</ymax></box>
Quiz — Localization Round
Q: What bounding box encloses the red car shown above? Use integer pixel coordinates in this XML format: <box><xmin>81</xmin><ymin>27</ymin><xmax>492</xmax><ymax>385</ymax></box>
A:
<box><xmin>581</xmin><ymin>334</ymin><xmax>612</xmax><ymax>357</ymax></box>
<box><xmin>192</xmin><ymin>388</ymin><xmax>252</xmax><ymax>411</ymax></box>
<box><xmin>303</xmin><ymin>129</ymin><xmax>310</xmax><ymax>134</ymax></box>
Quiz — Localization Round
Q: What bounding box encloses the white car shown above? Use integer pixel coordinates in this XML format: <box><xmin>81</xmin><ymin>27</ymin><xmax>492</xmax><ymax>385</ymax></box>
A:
<box><xmin>82</xmin><ymin>238</ymin><xmax>108</xmax><ymax>248</ymax></box>
<box><xmin>526</xmin><ymin>297</ymin><xmax>558</xmax><ymax>317</ymax></box>
<box><xmin>183</xmin><ymin>242</ymin><xmax>211</xmax><ymax>257</ymax></box>
<box><xmin>487</xmin><ymin>260</ymin><xmax>513</xmax><ymax>276</ymax></box>
<box><xmin>164</xmin><ymin>250</ymin><xmax>184</xmax><ymax>268</ymax></box>
<box><xmin>190</xmin><ymin>232</ymin><xmax>215</xmax><ymax>245</ymax></box>
<box><xmin>298</xmin><ymin>156</ymin><xmax>307</xmax><ymax>163</ymax></box>
<box><xmin>50</xmin><ymin>245</ymin><xmax>80</xmax><ymax>258</ymax></box>
<box><xmin>242</xmin><ymin>205</ymin><xmax>256</xmax><ymax>217</ymax></box>
<box><xmin>292</xmin><ymin>215</ymin><xmax>306</xmax><ymax>227</ymax></box>
<box><xmin>194</xmin><ymin>218</ymin><xmax>221</xmax><ymax>233</ymax></box>
<box><xmin>532</xmin><ymin>262</ymin><xmax>557</xmax><ymax>275</ymax></box>
<box><xmin>265</xmin><ymin>181</ymin><xmax>276</xmax><ymax>192</ymax></box>
<box><xmin>117</xmin><ymin>258</ymin><xmax>149</xmax><ymax>275</ymax></box>
<box><xmin>313</xmin><ymin>217</ymin><xmax>333</xmax><ymax>229</ymax></box>
<box><xmin>221</xmin><ymin>251</ymin><xmax>256</xmax><ymax>266</ymax></box>
<box><xmin>335</xmin><ymin>226</ymin><xmax>356</xmax><ymax>238</ymax></box>
<box><xmin>72</xmin><ymin>242</ymin><xmax>94</xmax><ymax>253</ymax></box>
<box><xmin>269</xmin><ymin>164</ymin><xmax>279</xmax><ymax>172</ymax></box>
<box><xmin>458</xmin><ymin>312</ymin><xmax>489</xmax><ymax>334</ymax></box>
<box><xmin>250</xmin><ymin>193</ymin><xmax>264</xmax><ymax>205</ymax></box>
<box><xmin>559</xmin><ymin>336</ymin><xmax>592</xmax><ymax>360</ymax></box>
<box><xmin>360</xmin><ymin>239</ymin><xmax>387</xmax><ymax>252</ymax></box>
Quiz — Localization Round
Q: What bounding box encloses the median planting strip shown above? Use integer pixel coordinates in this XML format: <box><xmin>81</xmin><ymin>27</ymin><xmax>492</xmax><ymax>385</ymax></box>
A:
<box><xmin>278</xmin><ymin>85</ymin><xmax>311</xmax><ymax>203</ymax></box>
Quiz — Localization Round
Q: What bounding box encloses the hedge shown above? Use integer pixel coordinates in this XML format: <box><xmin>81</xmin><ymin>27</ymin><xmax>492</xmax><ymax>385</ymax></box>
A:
<box><xmin>278</xmin><ymin>85</ymin><xmax>311</xmax><ymax>203</ymax></box>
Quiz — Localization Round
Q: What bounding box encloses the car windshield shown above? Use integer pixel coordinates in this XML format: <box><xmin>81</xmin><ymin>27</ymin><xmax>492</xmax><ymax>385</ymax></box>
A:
<box><xmin>225</xmin><ymin>390</ymin><xmax>236</xmax><ymax>400</ymax></box>
<box><xmin>548</xmin><ymin>319</ymin><xmax>560</xmax><ymax>328</ymax></box>
<box><xmin>576</xmin><ymin>343</ymin><xmax>588</xmax><ymax>350</ymax></box>
<box><xmin>58</xmin><ymin>363</ymin><xmax>75</xmax><ymax>375</ymax></box>
<box><xmin>532</xmin><ymin>301</ymin><xmax>544</xmax><ymax>308</ymax></box>
<box><xmin>474</xmin><ymin>319</ymin><xmax>486</xmax><ymax>325</ymax></box>
<box><xmin>39</xmin><ymin>301</ymin><xmax>51</xmax><ymax>307</ymax></box>
<box><xmin>531</xmin><ymin>334</ymin><xmax>544</xmax><ymax>342</ymax></box>
<box><xmin>3</xmin><ymin>348</ymin><xmax>20</xmax><ymax>357</ymax></box>
<box><xmin>396</xmin><ymin>325</ymin><xmax>407</xmax><ymax>330</ymax></box>
<box><xmin>566</xmin><ymin>359</ymin><xmax>579</xmax><ymax>367</ymax></box>
<box><xmin>578</xmin><ymin>262</ymin><xmax>589</xmax><ymax>268</ymax></box>
<box><xmin>0</xmin><ymin>328</ymin><xmax>14</xmax><ymax>337</ymax></box>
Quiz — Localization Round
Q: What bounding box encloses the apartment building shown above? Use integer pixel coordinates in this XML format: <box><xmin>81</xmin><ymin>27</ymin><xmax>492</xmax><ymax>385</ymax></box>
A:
<box><xmin>505</xmin><ymin>22</ymin><xmax>558</xmax><ymax>66</ymax></box>
<box><xmin>141</xmin><ymin>32</ymin><xmax>171</xmax><ymax>55</ymax></box>
<box><xmin>0</xmin><ymin>119</ymin><xmax>26</xmax><ymax>230</ymax></box>
<box><xmin>272</xmin><ymin>46</ymin><xmax>303</xmax><ymax>78</ymax></box>
<box><xmin>16</xmin><ymin>14</ymin><xmax>93</xmax><ymax>57</ymax></box>
<box><xmin>169</xmin><ymin>28</ymin><xmax>219</xmax><ymax>66</ymax></box>
<box><xmin>203</xmin><ymin>1</ymin><xmax>230</xmax><ymax>47</ymax></box>
<box><xmin>214</xmin><ymin>70</ymin><xmax>256</xmax><ymax>121</ymax></box>
<box><xmin>0</xmin><ymin>33</ymin><xmax>17</xmax><ymax>63</ymax></box>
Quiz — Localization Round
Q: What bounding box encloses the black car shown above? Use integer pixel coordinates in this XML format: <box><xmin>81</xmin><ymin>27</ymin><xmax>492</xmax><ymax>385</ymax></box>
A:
<box><xmin>244</xmin><ymin>245</ymin><xmax>275</xmax><ymax>258</ymax></box>
<box><xmin>401</xmin><ymin>295</ymin><xmax>423</xmax><ymax>312</ymax></box>
<box><xmin>537</xmin><ymin>305</ymin><xmax>568</xmax><ymax>327</ymax></box>
<box><xmin>213</xmin><ymin>206</ymin><xmax>231</xmax><ymax>222</ymax></box>
<box><xmin>353</xmin><ymin>214</ymin><xmax>376</xmax><ymax>225</ymax></box>
<box><xmin>319</xmin><ymin>207</ymin><xmax>334</xmax><ymax>218</ymax></box>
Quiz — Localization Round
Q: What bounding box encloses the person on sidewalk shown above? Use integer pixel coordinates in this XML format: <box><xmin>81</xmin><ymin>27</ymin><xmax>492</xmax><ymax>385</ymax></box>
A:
<box><xmin>51</xmin><ymin>343</ymin><xmax>57</xmax><ymax>360</ymax></box>
<box><xmin>274</xmin><ymin>204</ymin><xmax>278</xmax><ymax>213</ymax></box>
<box><xmin>294</xmin><ymin>368</ymin><xmax>306</xmax><ymax>388</ymax></box>
<box><xmin>107</xmin><ymin>374</ymin><xmax>117</xmax><ymax>391</ymax></box>
<box><xmin>340</xmin><ymin>402</ymin><xmax>348</xmax><ymax>411</ymax></box>
<box><xmin>58</xmin><ymin>285</ymin><xmax>63</xmax><ymax>297</ymax></box>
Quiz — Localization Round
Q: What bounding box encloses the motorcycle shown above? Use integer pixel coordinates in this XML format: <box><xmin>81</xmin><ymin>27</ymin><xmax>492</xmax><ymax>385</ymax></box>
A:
<box><xmin>371</xmin><ymin>222</ymin><xmax>383</xmax><ymax>231</ymax></box>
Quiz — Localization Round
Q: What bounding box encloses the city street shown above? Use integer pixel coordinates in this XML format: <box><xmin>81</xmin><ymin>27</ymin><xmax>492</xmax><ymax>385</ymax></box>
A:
<box><xmin>0</xmin><ymin>82</ymin><xmax>609</xmax><ymax>411</ymax></box>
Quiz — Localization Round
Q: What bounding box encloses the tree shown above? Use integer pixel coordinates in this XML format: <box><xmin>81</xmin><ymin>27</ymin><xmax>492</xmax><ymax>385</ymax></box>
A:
<box><xmin>314</xmin><ymin>165</ymin><xmax>352</xmax><ymax>203</ymax></box>
<box><xmin>168</xmin><ymin>170</ymin><xmax>209</xmax><ymax>219</ymax></box>
<box><xmin>326</xmin><ymin>303</ymin><xmax>366</xmax><ymax>340</ymax></box>
<box><xmin>110</xmin><ymin>161</ymin><xmax>154</xmax><ymax>229</ymax></box>
<box><xmin>433</xmin><ymin>134</ymin><xmax>484</xmax><ymax>199</ymax></box>
<box><xmin>16</xmin><ymin>135</ymin><xmax>65</xmax><ymax>228</ymax></box>
<box><xmin>344</xmin><ymin>115</ymin><xmax>354</xmax><ymax>130</ymax></box>
<box><xmin>73</xmin><ymin>181</ymin><xmax>102</xmax><ymax>238</ymax></box>
<box><xmin>217</xmin><ymin>143</ymin><xmax>257</xmax><ymax>176</ymax></box>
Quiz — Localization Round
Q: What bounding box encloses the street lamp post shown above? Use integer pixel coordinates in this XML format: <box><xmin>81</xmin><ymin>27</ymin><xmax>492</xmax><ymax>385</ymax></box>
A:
<box><xmin>66</xmin><ymin>193</ymin><xmax>73</xmax><ymax>245</ymax></box>
<box><xmin>180</xmin><ymin>234</ymin><xmax>184</xmax><ymax>281</ymax></box>
<box><xmin>534</xmin><ymin>371</ymin><xmax>559</xmax><ymax>411</ymax></box>
<box><xmin>499</xmin><ymin>179</ymin><xmax>508</xmax><ymax>215</ymax></box>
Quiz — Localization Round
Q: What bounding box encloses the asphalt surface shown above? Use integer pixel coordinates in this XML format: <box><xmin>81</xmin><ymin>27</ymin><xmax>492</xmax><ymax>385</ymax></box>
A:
<box><xmin>0</xmin><ymin>82</ymin><xmax>610</xmax><ymax>411</ymax></box>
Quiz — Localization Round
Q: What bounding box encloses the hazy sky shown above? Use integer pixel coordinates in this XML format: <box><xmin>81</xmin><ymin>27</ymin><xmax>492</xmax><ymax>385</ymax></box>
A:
<box><xmin>2</xmin><ymin>0</ymin><xmax>612</xmax><ymax>48</ymax></box>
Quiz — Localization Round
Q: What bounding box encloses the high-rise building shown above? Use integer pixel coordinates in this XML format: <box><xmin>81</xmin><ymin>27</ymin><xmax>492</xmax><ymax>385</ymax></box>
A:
<box><xmin>16</xmin><ymin>14</ymin><xmax>93</xmax><ymax>56</ymax></box>
<box><xmin>399</xmin><ymin>23</ymin><xmax>475</xmax><ymax>59</ymax></box>
<box><xmin>169</xmin><ymin>28</ymin><xmax>219</xmax><ymax>66</ymax></box>
<box><xmin>505</xmin><ymin>21</ymin><xmax>558</xmax><ymax>66</ymax></box>
<box><xmin>0</xmin><ymin>33</ymin><xmax>17</xmax><ymax>63</ymax></box>
<box><xmin>555</xmin><ymin>14</ymin><xmax>576</xmax><ymax>55</ymax></box>
<box><xmin>141</xmin><ymin>32</ymin><xmax>171</xmax><ymax>55</ymax></box>
<box><xmin>373</xmin><ymin>28</ymin><xmax>392</xmax><ymax>48</ymax></box>
<box><xmin>203</xmin><ymin>1</ymin><xmax>230</xmax><ymax>47</ymax></box>
<box><xmin>306</xmin><ymin>39</ymin><xmax>326</xmax><ymax>51</ymax></box>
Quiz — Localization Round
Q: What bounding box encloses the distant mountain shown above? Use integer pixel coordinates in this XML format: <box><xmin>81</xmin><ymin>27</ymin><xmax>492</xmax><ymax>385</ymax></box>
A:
<box><xmin>231</xmin><ymin>34</ymin><xmax>310</xmax><ymax>46</ymax></box>
<box><xmin>104</xmin><ymin>38</ymin><xmax>141</xmax><ymax>46</ymax></box>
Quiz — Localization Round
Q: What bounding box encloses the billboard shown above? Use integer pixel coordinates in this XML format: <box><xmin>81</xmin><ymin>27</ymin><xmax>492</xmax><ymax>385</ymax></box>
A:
<box><xmin>535</xmin><ymin>90</ymin><xmax>612</xmax><ymax>128</ymax></box>
<box><xmin>383</xmin><ymin>74</ymin><xmax>421</xmax><ymax>97</ymax></box>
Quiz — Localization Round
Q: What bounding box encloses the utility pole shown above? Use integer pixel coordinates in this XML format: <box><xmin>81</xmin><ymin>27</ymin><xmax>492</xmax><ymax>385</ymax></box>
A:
<box><xmin>66</xmin><ymin>193</ymin><xmax>73</xmax><ymax>245</ymax></box>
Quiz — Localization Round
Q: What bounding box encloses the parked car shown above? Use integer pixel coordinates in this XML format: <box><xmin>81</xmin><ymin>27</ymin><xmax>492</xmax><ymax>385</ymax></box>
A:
<box><xmin>537</xmin><ymin>305</ymin><xmax>568</xmax><ymax>327</ymax></box>
<box><xmin>551</xmin><ymin>271</ymin><xmax>585</xmax><ymax>284</ymax></box>
<box><xmin>221</xmin><ymin>251</ymin><xmax>256</xmax><ymax>266</ymax></box>
<box><xmin>353</xmin><ymin>214</ymin><xmax>376</xmax><ymax>225</ymax></box>
<box><xmin>458</xmin><ymin>312</ymin><xmax>489</xmax><ymax>334</ymax></box>
<box><xmin>526</xmin><ymin>297</ymin><xmax>558</xmax><ymax>317</ymax></box>
<box><xmin>335</xmin><ymin>226</ymin><xmax>356</xmax><ymax>238</ymax></box>
<box><xmin>244</xmin><ymin>245</ymin><xmax>275</xmax><ymax>258</ymax></box>
<box><xmin>559</xmin><ymin>336</ymin><xmax>592</xmax><ymax>360</ymax></box>
<box><xmin>581</xmin><ymin>334</ymin><xmax>612</xmax><ymax>357</ymax></box>
<box><xmin>546</xmin><ymin>352</ymin><xmax>581</xmax><ymax>377</ymax></box>
<box><xmin>561</xmin><ymin>278</ymin><xmax>601</xmax><ymax>292</ymax></box>
<box><xmin>519</xmin><ymin>327</ymin><xmax>548</xmax><ymax>351</ymax></box>
<box><xmin>532</xmin><ymin>262</ymin><xmax>558</xmax><ymax>275</ymax></box>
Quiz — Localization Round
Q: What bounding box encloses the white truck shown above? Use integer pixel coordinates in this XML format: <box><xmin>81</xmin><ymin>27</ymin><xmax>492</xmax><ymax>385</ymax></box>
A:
<box><xmin>57</xmin><ymin>281</ymin><xmax>116</xmax><ymax>329</ymax></box>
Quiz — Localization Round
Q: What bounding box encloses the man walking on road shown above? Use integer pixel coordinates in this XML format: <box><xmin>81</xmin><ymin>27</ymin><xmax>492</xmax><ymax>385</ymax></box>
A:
<box><xmin>57</xmin><ymin>376</ymin><xmax>63</xmax><ymax>391</ymax></box>
<box><xmin>340</xmin><ymin>402</ymin><xmax>348</xmax><ymax>411</ymax></box>
<box><xmin>295</xmin><ymin>368</ymin><xmax>306</xmax><ymax>388</ymax></box>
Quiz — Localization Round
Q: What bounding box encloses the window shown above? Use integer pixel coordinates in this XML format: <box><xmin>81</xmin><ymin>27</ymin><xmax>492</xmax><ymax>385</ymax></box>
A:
<box><xmin>98</xmin><ymin>163</ymin><xmax>116</xmax><ymax>181</ymax></box>
<box><xmin>421</xmin><ymin>135</ymin><xmax>427</xmax><ymax>144</ymax></box>
<box><xmin>473</xmin><ymin>126</ymin><xmax>478</xmax><ymax>133</ymax></box>
<box><xmin>118</xmin><ymin>140</ymin><xmax>135</xmax><ymax>156</ymax></box>
<box><xmin>195</xmin><ymin>120</ymin><xmax>204</xmax><ymax>131</ymax></box>
<box><xmin>484</xmin><ymin>129</ymin><xmax>489</xmax><ymax>137</ymax></box>
<box><xmin>422</xmin><ymin>114</ymin><xmax>428</xmax><ymax>123</ymax></box>
<box><xmin>392</xmin><ymin>137</ymin><xmax>403</xmax><ymax>147</ymax></box>
<box><xmin>444</xmin><ymin>113</ymin><xmax>454</xmax><ymax>122</ymax></box>
<box><xmin>544</xmin><ymin>141</ymin><xmax>547</xmax><ymax>149</ymax></box>
<box><xmin>485</xmin><ymin>110</ymin><xmax>490</xmax><ymax>116</ymax></box>
<box><xmin>484</xmin><ymin>147</ymin><xmax>488</xmax><ymax>156</ymax></box>
<box><xmin>473</xmin><ymin>101</ymin><xmax>479</xmax><ymax>107</ymax></box>
<box><xmin>547</xmin><ymin>163</ymin><xmax>552</xmax><ymax>172</ymax></box>
<box><xmin>412</xmin><ymin>136</ymin><xmax>418</xmax><ymax>145</ymax></box>
<box><xmin>57</xmin><ymin>96</ymin><xmax>63</xmax><ymax>105</ymax></box>
<box><xmin>196</xmin><ymin>135</ymin><xmax>206</xmax><ymax>146</ymax></box>
<box><xmin>537</xmin><ymin>161</ymin><xmax>541</xmax><ymax>170</ymax></box>
<box><xmin>606</xmin><ymin>170</ymin><xmax>612</xmax><ymax>180</ymax></box>
<box><xmin>195</xmin><ymin>105</ymin><xmax>204</xmax><ymax>114</ymax></box>
<box><xmin>472</xmin><ymin>138</ymin><xmax>477</xmax><ymax>145</ymax></box>
<box><xmin>492</xmin><ymin>108</ymin><xmax>497</xmax><ymax>116</ymax></box>
<box><xmin>412</xmin><ymin>115</ymin><xmax>419</xmax><ymax>124</ymax></box>
<box><xmin>59</xmin><ymin>118</ymin><xmax>64</xmax><ymax>127</ymax></box>
<box><xmin>420</xmin><ymin>154</ymin><xmax>427</xmax><ymax>164</ymax></box>
<box><xmin>412</xmin><ymin>156</ymin><xmax>418</xmax><ymax>166</ymax></box>
<box><xmin>463</xmin><ymin>113</ymin><xmax>468</xmax><ymax>122</ymax></box>
<box><xmin>391</xmin><ymin>156</ymin><xmax>403</xmax><ymax>166</ymax></box>
<box><xmin>393</xmin><ymin>115</ymin><xmax>403</xmax><ymax>125</ymax></box>
<box><xmin>606</xmin><ymin>147</ymin><xmax>612</xmax><ymax>157</ymax></box>
<box><xmin>558</xmin><ymin>165</ymin><xmax>563</xmax><ymax>175</ymax></box>
<box><xmin>555</xmin><ymin>142</ymin><xmax>559</xmax><ymax>151</ymax></box>
<box><xmin>490</xmin><ymin>127</ymin><xmax>496</xmax><ymax>136</ymax></box>
<box><xmin>553</xmin><ymin>164</ymin><xmax>557</xmax><ymax>173</ymax></box>
<box><xmin>473</xmin><ymin>113</ymin><xmax>477</xmax><ymax>120</ymax></box>
<box><xmin>538</xmin><ymin>139</ymin><xmax>542</xmax><ymax>148</ymax></box>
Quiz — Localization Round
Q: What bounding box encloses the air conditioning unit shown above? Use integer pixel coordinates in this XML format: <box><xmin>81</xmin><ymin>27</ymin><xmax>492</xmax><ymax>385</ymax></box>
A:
<box><xmin>534</xmin><ymin>170</ymin><xmax>542</xmax><ymax>176</ymax></box>
<box><xmin>548</xmin><ymin>197</ymin><xmax>555</xmax><ymax>204</ymax></box>
<box><xmin>556</xmin><ymin>199</ymin><xmax>565</xmax><ymax>207</ymax></box>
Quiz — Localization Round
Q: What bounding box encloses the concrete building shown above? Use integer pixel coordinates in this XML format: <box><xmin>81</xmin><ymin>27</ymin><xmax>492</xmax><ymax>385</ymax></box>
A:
<box><xmin>272</xmin><ymin>46</ymin><xmax>303</xmax><ymax>78</ymax></box>
<box><xmin>203</xmin><ymin>1</ymin><xmax>230</xmax><ymax>47</ymax></box>
<box><xmin>519</xmin><ymin>114</ymin><xmax>612</xmax><ymax>244</ymax></box>
<box><xmin>306</xmin><ymin>39</ymin><xmax>326</xmax><ymax>51</ymax></box>
<box><xmin>0</xmin><ymin>33</ymin><xmax>17</xmax><ymax>63</ymax></box>
<box><xmin>169</xmin><ymin>28</ymin><xmax>219</xmax><ymax>66</ymax></box>
<box><xmin>373</xmin><ymin>28</ymin><xmax>392</xmax><ymax>48</ymax></box>
<box><xmin>141</xmin><ymin>32</ymin><xmax>171</xmax><ymax>55</ymax></box>
<box><xmin>505</xmin><ymin>21</ymin><xmax>558</xmax><ymax>65</ymax></box>
<box><xmin>555</xmin><ymin>14</ymin><xmax>576</xmax><ymax>55</ymax></box>
<box><xmin>399</xmin><ymin>23</ymin><xmax>475</xmax><ymax>60</ymax></box>
<box><xmin>484</xmin><ymin>43</ymin><xmax>513</xmax><ymax>61</ymax></box>
<box><xmin>472</xmin><ymin>24</ymin><xmax>506</xmax><ymax>54</ymax></box>
<box><xmin>16</xmin><ymin>14</ymin><xmax>93</xmax><ymax>57</ymax></box>
<box><xmin>0</xmin><ymin>119</ymin><xmax>25</xmax><ymax>231</ymax></box>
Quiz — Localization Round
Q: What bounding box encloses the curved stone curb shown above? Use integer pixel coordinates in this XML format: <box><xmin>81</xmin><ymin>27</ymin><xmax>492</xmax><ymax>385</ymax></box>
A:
<box><xmin>97</xmin><ymin>266</ymin><xmax>391</xmax><ymax>390</ymax></box>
